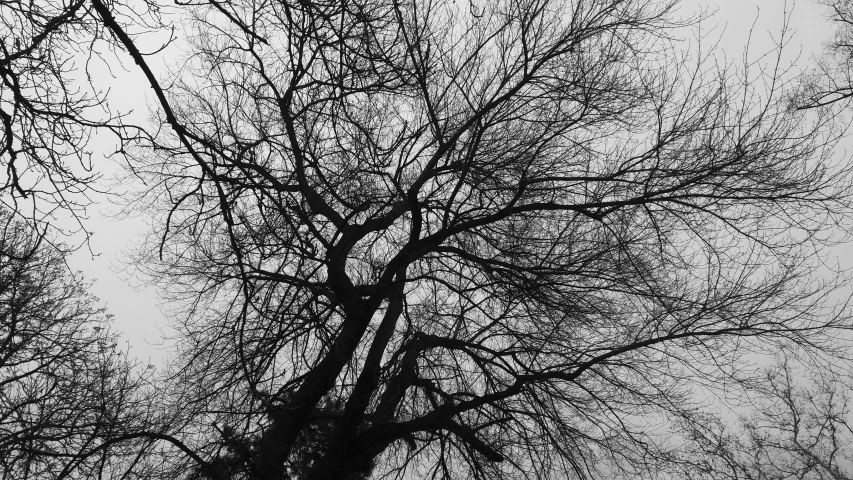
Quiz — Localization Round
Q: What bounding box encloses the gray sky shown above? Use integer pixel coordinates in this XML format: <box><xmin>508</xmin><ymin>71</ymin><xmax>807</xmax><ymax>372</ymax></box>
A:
<box><xmin>64</xmin><ymin>0</ymin><xmax>844</xmax><ymax>367</ymax></box>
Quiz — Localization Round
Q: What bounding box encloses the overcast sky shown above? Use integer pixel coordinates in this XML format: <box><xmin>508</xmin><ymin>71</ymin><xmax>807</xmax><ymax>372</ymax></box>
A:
<box><xmin>64</xmin><ymin>0</ymin><xmax>843</xmax><ymax>367</ymax></box>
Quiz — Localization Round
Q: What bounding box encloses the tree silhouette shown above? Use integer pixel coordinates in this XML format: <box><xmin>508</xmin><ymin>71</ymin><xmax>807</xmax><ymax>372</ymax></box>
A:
<box><xmin>109</xmin><ymin>0</ymin><xmax>853</xmax><ymax>478</ymax></box>
<box><xmin>0</xmin><ymin>213</ymin><xmax>151</xmax><ymax>479</ymax></box>
<box><xmin>687</xmin><ymin>359</ymin><xmax>853</xmax><ymax>480</ymax></box>
<box><xmin>797</xmin><ymin>0</ymin><xmax>853</xmax><ymax>108</ymax></box>
<box><xmin>3</xmin><ymin>0</ymin><xmax>853</xmax><ymax>479</ymax></box>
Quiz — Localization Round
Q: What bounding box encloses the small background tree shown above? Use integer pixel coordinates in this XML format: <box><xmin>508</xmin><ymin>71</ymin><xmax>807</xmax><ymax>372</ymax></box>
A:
<box><xmin>0</xmin><ymin>212</ymin><xmax>150</xmax><ymax>479</ymax></box>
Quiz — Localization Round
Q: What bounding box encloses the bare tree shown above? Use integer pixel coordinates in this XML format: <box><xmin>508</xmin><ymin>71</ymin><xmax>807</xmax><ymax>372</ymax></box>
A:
<box><xmin>1</xmin><ymin>0</ymin><xmax>851</xmax><ymax>478</ymax></box>
<box><xmin>88</xmin><ymin>0</ymin><xmax>853</xmax><ymax>479</ymax></box>
<box><xmin>0</xmin><ymin>212</ymin><xmax>155</xmax><ymax>479</ymax></box>
<box><xmin>793</xmin><ymin>0</ymin><xmax>853</xmax><ymax>108</ymax></box>
<box><xmin>685</xmin><ymin>359</ymin><xmax>853</xmax><ymax>480</ymax></box>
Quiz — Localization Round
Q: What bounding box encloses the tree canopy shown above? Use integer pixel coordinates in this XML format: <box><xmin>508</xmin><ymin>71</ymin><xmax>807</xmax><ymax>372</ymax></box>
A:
<box><xmin>3</xmin><ymin>0</ymin><xmax>853</xmax><ymax>479</ymax></box>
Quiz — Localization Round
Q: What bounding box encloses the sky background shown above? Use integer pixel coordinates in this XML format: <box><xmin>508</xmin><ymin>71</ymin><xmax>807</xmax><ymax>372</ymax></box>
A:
<box><xmin>64</xmin><ymin>0</ymin><xmax>845</xmax><ymax>367</ymax></box>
